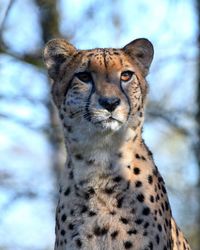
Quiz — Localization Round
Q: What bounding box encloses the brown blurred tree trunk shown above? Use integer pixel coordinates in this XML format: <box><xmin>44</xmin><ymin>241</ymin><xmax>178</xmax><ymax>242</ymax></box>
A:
<box><xmin>35</xmin><ymin>0</ymin><xmax>60</xmax><ymax>43</ymax></box>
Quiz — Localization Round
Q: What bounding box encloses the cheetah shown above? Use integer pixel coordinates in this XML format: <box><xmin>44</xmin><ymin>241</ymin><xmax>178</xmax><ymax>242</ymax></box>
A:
<box><xmin>43</xmin><ymin>38</ymin><xmax>191</xmax><ymax>250</ymax></box>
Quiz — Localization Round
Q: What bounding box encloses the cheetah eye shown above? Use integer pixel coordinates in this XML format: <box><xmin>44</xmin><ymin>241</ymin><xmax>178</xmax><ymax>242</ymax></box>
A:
<box><xmin>75</xmin><ymin>72</ymin><xmax>92</xmax><ymax>83</ymax></box>
<box><xmin>121</xmin><ymin>71</ymin><xmax>134</xmax><ymax>82</ymax></box>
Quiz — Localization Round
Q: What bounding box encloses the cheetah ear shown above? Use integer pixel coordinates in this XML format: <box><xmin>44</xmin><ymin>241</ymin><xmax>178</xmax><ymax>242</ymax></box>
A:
<box><xmin>123</xmin><ymin>38</ymin><xmax>154</xmax><ymax>76</ymax></box>
<box><xmin>43</xmin><ymin>38</ymin><xmax>77</xmax><ymax>80</ymax></box>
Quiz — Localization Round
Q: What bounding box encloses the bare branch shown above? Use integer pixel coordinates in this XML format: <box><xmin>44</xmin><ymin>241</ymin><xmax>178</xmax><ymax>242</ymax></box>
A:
<box><xmin>0</xmin><ymin>45</ymin><xmax>43</xmax><ymax>67</ymax></box>
<box><xmin>146</xmin><ymin>107</ymin><xmax>193</xmax><ymax>136</ymax></box>
<box><xmin>0</xmin><ymin>0</ymin><xmax>16</xmax><ymax>39</ymax></box>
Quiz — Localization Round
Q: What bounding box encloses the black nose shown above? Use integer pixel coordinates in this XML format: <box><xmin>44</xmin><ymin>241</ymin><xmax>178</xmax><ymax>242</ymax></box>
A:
<box><xmin>98</xmin><ymin>96</ymin><xmax>121</xmax><ymax>112</ymax></box>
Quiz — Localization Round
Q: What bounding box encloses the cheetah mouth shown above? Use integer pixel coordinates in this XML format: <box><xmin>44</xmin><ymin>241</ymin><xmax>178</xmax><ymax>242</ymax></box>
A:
<box><xmin>95</xmin><ymin>117</ymin><xmax>122</xmax><ymax>124</ymax></box>
<box><xmin>93</xmin><ymin>117</ymin><xmax>123</xmax><ymax>131</ymax></box>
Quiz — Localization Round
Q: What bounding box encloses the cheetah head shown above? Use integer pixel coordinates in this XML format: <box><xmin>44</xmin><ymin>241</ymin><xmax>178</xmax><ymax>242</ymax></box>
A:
<box><xmin>44</xmin><ymin>38</ymin><xmax>153</xmax><ymax>134</ymax></box>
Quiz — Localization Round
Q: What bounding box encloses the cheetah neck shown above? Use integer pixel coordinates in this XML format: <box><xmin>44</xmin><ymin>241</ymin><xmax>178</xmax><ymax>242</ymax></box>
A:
<box><xmin>63</xmin><ymin>125</ymin><xmax>154</xmax><ymax>187</ymax></box>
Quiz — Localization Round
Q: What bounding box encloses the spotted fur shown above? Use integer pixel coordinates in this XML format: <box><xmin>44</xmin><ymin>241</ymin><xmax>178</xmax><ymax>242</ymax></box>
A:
<box><xmin>44</xmin><ymin>38</ymin><xmax>191</xmax><ymax>250</ymax></box>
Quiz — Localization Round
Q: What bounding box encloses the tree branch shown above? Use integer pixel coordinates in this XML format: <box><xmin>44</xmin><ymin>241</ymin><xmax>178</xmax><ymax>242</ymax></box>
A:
<box><xmin>0</xmin><ymin>0</ymin><xmax>15</xmax><ymax>37</ymax></box>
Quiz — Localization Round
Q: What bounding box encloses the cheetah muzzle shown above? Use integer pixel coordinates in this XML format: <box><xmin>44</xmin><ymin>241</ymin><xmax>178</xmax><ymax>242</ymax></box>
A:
<box><xmin>44</xmin><ymin>38</ymin><xmax>191</xmax><ymax>250</ymax></box>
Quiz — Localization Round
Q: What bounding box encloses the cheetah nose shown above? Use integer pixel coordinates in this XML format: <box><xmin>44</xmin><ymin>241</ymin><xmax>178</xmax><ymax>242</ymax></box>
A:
<box><xmin>98</xmin><ymin>96</ymin><xmax>121</xmax><ymax>112</ymax></box>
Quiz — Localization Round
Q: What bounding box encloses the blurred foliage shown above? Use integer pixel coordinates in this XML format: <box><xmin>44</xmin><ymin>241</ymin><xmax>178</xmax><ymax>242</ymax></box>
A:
<box><xmin>0</xmin><ymin>0</ymin><xmax>199</xmax><ymax>249</ymax></box>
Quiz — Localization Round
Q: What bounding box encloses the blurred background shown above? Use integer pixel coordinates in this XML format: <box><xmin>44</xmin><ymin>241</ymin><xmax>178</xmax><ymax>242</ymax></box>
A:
<box><xmin>0</xmin><ymin>0</ymin><xmax>199</xmax><ymax>249</ymax></box>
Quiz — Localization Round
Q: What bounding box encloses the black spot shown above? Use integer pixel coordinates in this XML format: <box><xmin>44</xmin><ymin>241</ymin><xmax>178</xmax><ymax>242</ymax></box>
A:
<box><xmin>76</xmin><ymin>238</ymin><xmax>82</xmax><ymax>248</ymax></box>
<box><xmin>68</xmin><ymin>223</ymin><xmax>74</xmax><ymax>230</ymax></box>
<box><xmin>156</xmin><ymin>194</ymin><xmax>160</xmax><ymax>201</ymax></box>
<box><xmin>81</xmin><ymin>205</ymin><xmax>88</xmax><ymax>213</ymax></box>
<box><xmin>124</xmin><ymin>241</ymin><xmax>133</xmax><ymax>249</ymax></box>
<box><xmin>143</xmin><ymin>231</ymin><xmax>148</xmax><ymax>236</ymax></box>
<box><xmin>148</xmin><ymin>175</ymin><xmax>153</xmax><ymax>184</ymax></box>
<box><xmin>71</xmin><ymin>232</ymin><xmax>79</xmax><ymax>239</ymax></box>
<box><xmin>69</xmin><ymin>171</ymin><xmax>74</xmax><ymax>179</ymax></box>
<box><xmin>133</xmin><ymin>167</ymin><xmax>141</xmax><ymax>175</ymax></box>
<box><xmin>120</xmin><ymin>217</ymin><xmax>129</xmax><ymax>224</ymax></box>
<box><xmin>86</xmin><ymin>159</ymin><xmax>95</xmax><ymax>165</ymax></box>
<box><xmin>126</xmin><ymin>181</ymin><xmax>130</xmax><ymax>190</ymax></box>
<box><xmin>113</xmin><ymin>176</ymin><xmax>122</xmax><ymax>182</ymax></box>
<box><xmin>148</xmin><ymin>241</ymin><xmax>153</xmax><ymax>250</ymax></box>
<box><xmin>143</xmin><ymin>207</ymin><xmax>150</xmax><ymax>216</ymax></box>
<box><xmin>93</xmin><ymin>226</ymin><xmax>108</xmax><ymax>236</ymax></box>
<box><xmin>88</xmin><ymin>211</ymin><xmax>96</xmax><ymax>216</ymax></box>
<box><xmin>163</xmin><ymin>247</ymin><xmax>167</xmax><ymax>250</ymax></box>
<box><xmin>165</xmin><ymin>218</ymin><xmax>169</xmax><ymax>227</ymax></box>
<box><xmin>162</xmin><ymin>185</ymin><xmax>167</xmax><ymax>194</ymax></box>
<box><xmin>158</xmin><ymin>176</ymin><xmax>164</xmax><ymax>182</ymax></box>
<box><xmin>137</xmin><ymin>193</ymin><xmax>144</xmax><ymax>202</ymax></box>
<box><xmin>113</xmin><ymin>51</ymin><xmax>120</xmax><ymax>55</ymax></box>
<box><xmin>127</xmin><ymin>165</ymin><xmax>131</xmax><ymax>169</ymax></box>
<box><xmin>153</xmin><ymin>168</ymin><xmax>158</xmax><ymax>176</ymax></box>
<box><xmin>70</xmin><ymin>209</ymin><xmax>74</xmax><ymax>215</ymax></box>
<box><xmin>93</xmin><ymin>226</ymin><xmax>101</xmax><ymax>236</ymax></box>
<box><xmin>135</xmin><ymin>153</ymin><xmax>140</xmax><ymax>159</ymax></box>
<box><xmin>75</xmin><ymin>154</ymin><xmax>83</xmax><ymax>160</ymax></box>
<box><xmin>61</xmin><ymin>214</ymin><xmax>67</xmax><ymax>222</ymax></box>
<box><xmin>156</xmin><ymin>234</ymin><xmax>160</xmax><ymax>244</ymax></box>
<box><xmin>127</xmin><ymin>229</ymin><xmax>137</xmax><ymax>235</ymax></box>
<box><xmin>64</xmin><ymin>124</ymin><xmax>72</xmax><ymax>132</ymax></box>
<box><xmin>111</xmin><ymin>230</ymin><xmax>119</xmax><ymax>239</ymax></box>
<box><xmin>158</xmin><ymin>224</ymin><xmax>162</xmax><ymax>232</ymax></box>
<box><xmin>104</xmin><ymin>187</ymin><xmax>114</xmax><ymax>194</ymax></box>
<box><xmin>79</xmin><ymin>180</ymin><xmax>86</xmax><ymax>186</ymax></box>
<box><xmin>150</xmin><ymin>195</ymin><xmax>154</xmax><ymax>203</ymax></box>
<box><xmin>135</xmin><ymin>218</ymin><xmax>143</xmax><ymax>225</ymax></box>
<box><xmin>141</xmin><ymin>156</ymin><xmax>146</xmax><ymax>161</ymax></box>
<box><xmin>87</xmin><ymin>234</ymin><xmax>93</xmax><ymax>239</ymax></box>
<box><xmin>64</xmin><ymin>187</ymin><xmax>71</xmax><ymax>196</ymax></box>
<box><xmin>60</xmin><ymin>113</ymin><xmax>64</xmax><ymax>120</ymax></box>
<box><xmin>88</xmin><ymin>187</ymin><xmax>95</xmax><ymax>194</ymax></box>
<box><xmin>117</xmin><ymin>197</ymin><xmax>124</xmax><ymax>208</ymax></box>
<box><xmin>144</xmin><ymin>222</ymin><xmax>149</xmax><ymax>228</ymax></box>
<box><xmin>61</xmin><ymin>229</ymin><xmax>66</xmax><ymax>236</ymax></box>
<box><xmin>135</xmin><ymin>180</ymin><xmax>142</xmax><ymax>187</ymax></box>
<box><xmin>117</xmin><ymin>152</ymin><xmax>123</xmax><ymax>158</ymax></box>
<box><xmin>84</xmin><ymin>192</ymin><xmax>90</xmax><ymax>200</ymax></box>
<box><xmin>110</xmin><ymin>211</ymin><xmax>116</xmax><ymax>215</ymax></box>
<box><xmin>67</xmin><ymin>161</ymin><xmax>72</xmax><ymax>168</ymax></box>
<box><xmin>130</xmin><ymin>207</ymin><xmax>135</xmax><ymax>214</ymax></box>
<box><xmin>67</xmin><ymin>126</ymin><xmax>72</xmax><ymax>132</ymax></box>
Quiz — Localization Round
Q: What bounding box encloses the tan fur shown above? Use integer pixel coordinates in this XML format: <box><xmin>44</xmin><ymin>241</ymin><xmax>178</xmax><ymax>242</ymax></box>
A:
<box><xmin>43</xmin><ymin>38</ymin><xmax>191</xmax><ymax>250</ymax></box>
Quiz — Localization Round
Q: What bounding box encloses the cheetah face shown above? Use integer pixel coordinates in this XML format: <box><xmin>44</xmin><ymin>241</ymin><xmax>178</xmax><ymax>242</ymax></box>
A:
<box><xmin>44</xmin><ymin>38</ymin><xmax>153</xmax><ymax>133</ymax></box>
